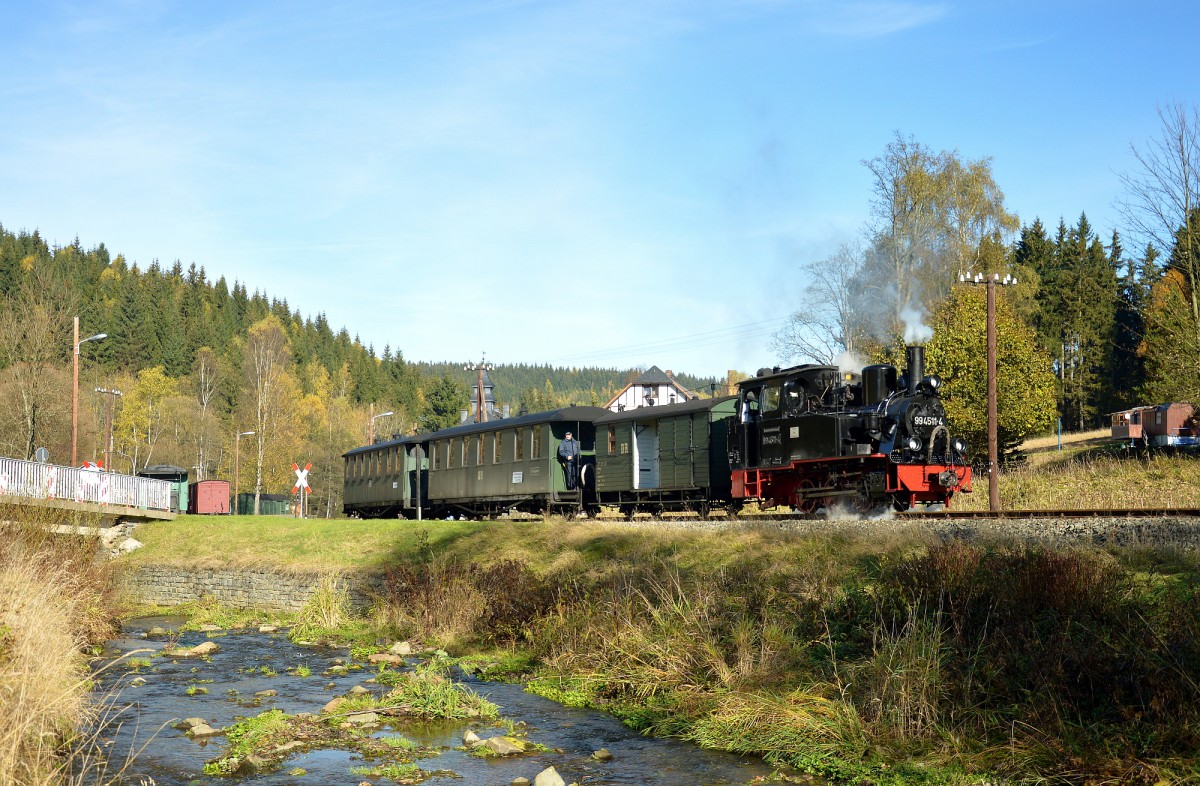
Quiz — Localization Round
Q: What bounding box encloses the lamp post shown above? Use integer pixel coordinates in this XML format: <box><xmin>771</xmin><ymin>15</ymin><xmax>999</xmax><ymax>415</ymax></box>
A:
<box><xmin>72</xmin><ymin>316</ymin><xmax>107</xmax><ymax>465</ymax></box>
<box><xmin>94</xmin><ymin>387</ymin><xmax>122</xmax><ymax>471</ymax></box>
<box><xmin>369</xmin><ymin>408</ymin><xmax>394</xmax><ymax>444</ymax></box>
<box><xmin>959</xmin><ymin>271</ymin><xmax>1016</xmax><ymax>512</ymax></box>
<box><xmin>233</xmin><ymin>430</ymin><xmax>255</xmax><ymax>515</ymax></box>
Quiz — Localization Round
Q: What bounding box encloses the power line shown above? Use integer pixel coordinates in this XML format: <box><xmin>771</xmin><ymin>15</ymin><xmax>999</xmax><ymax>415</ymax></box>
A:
<box><xmin>547</xmin><ymin>314</ymin><xmax>792</xmax><ymax>365</ymax></box>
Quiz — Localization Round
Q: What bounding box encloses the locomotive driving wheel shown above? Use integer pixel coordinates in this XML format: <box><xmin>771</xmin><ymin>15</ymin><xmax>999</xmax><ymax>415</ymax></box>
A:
<box><xmin>795</xmin><ymin>479</ymin><xmax>819</xmax><ymax>515</ymax></box>
<box><xmin>852</xmin><ymin>488</ymin><xmax>888</xmax><ymax>517</ymax></box>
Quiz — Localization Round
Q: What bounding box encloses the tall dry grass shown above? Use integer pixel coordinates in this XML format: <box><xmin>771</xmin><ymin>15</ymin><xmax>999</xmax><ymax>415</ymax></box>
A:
<box><xmin>0</xmin><ymin>507</ymin><xmax>122</xmax><ymax>786</ymax></box>
<box><xmin>955</xmin><ymin>451</ymin><xmax>1200</xmax><ymax>510</ymax></box>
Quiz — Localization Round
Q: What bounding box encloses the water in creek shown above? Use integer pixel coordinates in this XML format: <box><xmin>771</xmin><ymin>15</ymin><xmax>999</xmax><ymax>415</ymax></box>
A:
<box><xmin>93</xmin><ymin>618</ymin><xmax>785</xmax><ymax>785</ymax></box>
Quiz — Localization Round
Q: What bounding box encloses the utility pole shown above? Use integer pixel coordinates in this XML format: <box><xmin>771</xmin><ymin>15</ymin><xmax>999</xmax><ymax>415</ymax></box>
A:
<box><xmin>959</xmin><ymin>272</ymin><xmax>1016</xmax><ymax>512</ymax></box>
<box><xmin>464</xmin><ymin>354</ymin><xmax>495</xmax><ymax>423</ymax></box>
<box><xmin>72</xmin><ymin>317</ymin><xmax>107</xmax><ymax>465</ymax></box>
<box><xmin>94</xmin><ymin>387</ymin><xmax>122</xmax><ymax>471</ymax></box>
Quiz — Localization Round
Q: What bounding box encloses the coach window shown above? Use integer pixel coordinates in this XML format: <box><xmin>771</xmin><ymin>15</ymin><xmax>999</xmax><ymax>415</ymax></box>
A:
<box><xmin>515</xmin><ymin>429</ymin><xmax>524</xmax><ymax>461</ymax></box>
<box><xmin>477</xmin><ymin>435</ymin><xmax>485</xmax><ymax>465</ymax></box>
<box><xmin>461</xmin><ymin>438</ymin><xmax>468</xmax><ymax>467</ymax></box>
<box><xmin>532</xmin><ymin>426</ymin><xmax>542</xmax><ymax>459</ymax></box>
<box><xmin>494</xmin><ymin>432</ymin><xmax>503</xmax><ymax>464</ymax></box>
<box><xmin>448</xmin><ymin>438</ymin><xmax>457</xmax><ymax>469</ymax></box>
<box><xmin>432</xmin><ymin>443</ymin><xmax>441</xmax><ymax>470</ymax></box>
<box><xmin>608</xmin><ymin>425</ymin><xmax>617</xmax><ymax>455</ymax></box>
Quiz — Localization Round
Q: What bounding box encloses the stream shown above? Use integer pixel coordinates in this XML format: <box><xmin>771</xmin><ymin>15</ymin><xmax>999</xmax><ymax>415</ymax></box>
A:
<box><xmin>93</xmin><ymin>618</ymin><xmax>786</xmax><ymax>785</ymax></box>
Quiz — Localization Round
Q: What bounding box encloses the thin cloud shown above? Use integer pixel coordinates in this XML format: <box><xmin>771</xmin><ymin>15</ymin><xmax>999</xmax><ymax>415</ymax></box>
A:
<box><xmin>985</xmin><ymin>34</ymin><xmax>1054</xmax><ymax>52</ymax></box>
<box><xmin>808</xmin><ymin>1</ymin><xmax>948</xmax><ymax>37</ymax></box>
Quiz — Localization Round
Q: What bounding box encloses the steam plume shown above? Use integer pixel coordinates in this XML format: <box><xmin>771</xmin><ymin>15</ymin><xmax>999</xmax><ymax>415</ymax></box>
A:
<box><xmin>834</xmin><ymin>350</ymin><xmax>867</xmax><ymax>375</ymax></box>
<box><xmin>900</xmin><ymin>304</ymin><xmax>933</xmax><ymax>344</ymax></box>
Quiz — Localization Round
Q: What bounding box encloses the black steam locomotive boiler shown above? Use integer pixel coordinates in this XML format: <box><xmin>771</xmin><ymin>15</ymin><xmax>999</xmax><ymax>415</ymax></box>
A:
<box><xmin>728</xmin><ymin>345</ymin><xmax>971</xmax><ymax>512</ymax></box>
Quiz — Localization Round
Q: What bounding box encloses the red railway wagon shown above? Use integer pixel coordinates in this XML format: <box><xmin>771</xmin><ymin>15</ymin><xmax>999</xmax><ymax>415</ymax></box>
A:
<box><xmin>188</xmin><ymin>480</ymin><xmax>231</xmax><ymax>514</ymax></box>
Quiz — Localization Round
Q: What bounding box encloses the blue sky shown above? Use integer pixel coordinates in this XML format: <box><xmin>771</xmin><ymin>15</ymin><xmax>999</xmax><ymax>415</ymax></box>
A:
<box><xmin>2</xmin><ymin>1</ymin><xmax>1196</xmax><ymax>377</ymax></box>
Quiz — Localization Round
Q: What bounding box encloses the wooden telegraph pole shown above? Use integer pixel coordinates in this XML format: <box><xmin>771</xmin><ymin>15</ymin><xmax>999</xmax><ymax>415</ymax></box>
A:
<box><xmin>960</xmin><ymin>272</ymin><xmax>1016</xmax><ymax>512</ymax></box>
<box><xmin>464</xmin><ymin>355</ymin><xmax>495</xmax><ymax>423</ymax></box>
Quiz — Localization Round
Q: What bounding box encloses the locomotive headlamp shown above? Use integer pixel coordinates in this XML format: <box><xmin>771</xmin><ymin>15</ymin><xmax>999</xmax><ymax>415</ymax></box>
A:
<box><xmin>924</xmin><ymin>374</ymin><xmax>942</xmax><ymax>392</ymax></box>
<box><xmin>952</xmin><ymin>437</ymin><xmax>967</xmax><ymax>455</ymax></box>
<box><xmin>906</xmin><ymin>435</ymin><xmax>923</xmax><ymax>452</ymax></box>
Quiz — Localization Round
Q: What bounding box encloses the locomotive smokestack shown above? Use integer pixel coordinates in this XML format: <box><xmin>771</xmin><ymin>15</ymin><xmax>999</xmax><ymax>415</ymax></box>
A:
<box><xmin>906</xmin><ymin>345</ymin><xmax>924</xmax><ymax>394</ymax></box>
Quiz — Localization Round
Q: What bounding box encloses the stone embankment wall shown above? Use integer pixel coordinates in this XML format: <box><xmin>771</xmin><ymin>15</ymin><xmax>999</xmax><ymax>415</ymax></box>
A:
<box><xmin>118</xmin><ymin>566</ymin><xmax>384</xmax><ymax>612</ymax></box>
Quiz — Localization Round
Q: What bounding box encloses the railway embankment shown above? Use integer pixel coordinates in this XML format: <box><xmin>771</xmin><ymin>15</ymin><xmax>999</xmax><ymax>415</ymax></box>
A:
<box><xmin>113</xmin><ymin>513</ymin><xmax>1200</xmax><ymax>784</ymax></box>
<box><xmin>115</xmin><ymin>512</ymin><xmax>1200</xmax><ymax>611</ymax></box>
<box><xmin>119</xmin><ymin>564</ymin><xmax>382</xmax><ymax>611</ymax></box>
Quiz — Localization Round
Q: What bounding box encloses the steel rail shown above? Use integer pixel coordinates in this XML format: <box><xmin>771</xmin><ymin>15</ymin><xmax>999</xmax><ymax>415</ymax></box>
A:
<box><xmin>626</xmin><ymin>508</ymin><xmax>1200</xmax><ymax>523</ymax></box>
<box><xmin>902</xmin><ymin>508</ymin><xmax>1200</xmax><ymax>519</ymax></box>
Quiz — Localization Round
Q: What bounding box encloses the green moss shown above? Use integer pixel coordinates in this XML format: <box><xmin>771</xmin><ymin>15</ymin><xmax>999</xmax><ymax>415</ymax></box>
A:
<box><xmin>349</xmin><ymin>763</ymin><xmax>420</xmax><ymax>779</ymax></box>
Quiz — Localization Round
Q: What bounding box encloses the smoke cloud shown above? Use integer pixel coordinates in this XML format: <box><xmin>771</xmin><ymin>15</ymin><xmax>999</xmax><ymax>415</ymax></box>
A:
<box><xmin>900</xmin><ymin>304</ymin><xmax>933</xmax><ymax>344</ymax></box>
<box><xmin>834</xmin><ymin>350</ymin><xmax>867</xmax><ymax>375</ymax></box>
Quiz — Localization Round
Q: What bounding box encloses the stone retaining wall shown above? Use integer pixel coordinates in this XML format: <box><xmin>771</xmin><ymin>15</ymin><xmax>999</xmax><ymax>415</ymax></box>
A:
<box><xmin>118</xmin><ymin>565</ymin><xmax>385</xmax><ymax>612</ymax></box>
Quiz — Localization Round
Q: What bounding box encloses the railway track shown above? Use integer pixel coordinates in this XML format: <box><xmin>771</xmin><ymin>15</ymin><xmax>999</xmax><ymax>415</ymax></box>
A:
<box><xmin>604</xmin><ymin>507</ymin><xmax>1200</xmax><ymax>523</ymax></box>
<box><xmin>902</xmin><ymin>507</ymin><xmax>1200</xmax><ymax>519</ymax></box>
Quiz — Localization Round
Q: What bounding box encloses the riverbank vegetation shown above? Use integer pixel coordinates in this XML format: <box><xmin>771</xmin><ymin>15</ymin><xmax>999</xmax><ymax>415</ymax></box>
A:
<box><xmin>127</xmin><ymin>516</ymin><xmax>1200</xmax><ymax>784</ymax></box>
<box><xmin>0</xmin><ymin>507</ymin><xmax>121</xmax><ymax>786</ymax></box>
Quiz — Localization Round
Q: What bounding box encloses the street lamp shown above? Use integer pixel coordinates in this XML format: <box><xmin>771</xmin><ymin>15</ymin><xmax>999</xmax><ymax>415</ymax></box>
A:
<box><xmin>233</xmin><ymin>430</ymin><xmax>255</xmax><ymax>515</ymax></box>
<box><xmin>369</xmin><ymin>409</ymin><xmax>394</xmax><ymax>444</ymax></box>
<box><xmin>959</xmin><ymin>271</ymin><xmax>1017</xmax><ymax>512</ymax></box>
<box><xmin>72</xmin><ymin>316</ymin><xmax>107</xmax><ymax>465</ymax></box>
<box><xmin>94</xmin><ymin>387</ymin><xmax>122</xmax><ymax>471</ymax></box>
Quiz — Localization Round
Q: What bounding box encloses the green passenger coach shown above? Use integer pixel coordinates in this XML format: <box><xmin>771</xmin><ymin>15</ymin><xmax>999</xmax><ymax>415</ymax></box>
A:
<box><xmin>425</xmin><ymin>406</ymin><xmax>607</xmax><ymax>517</ymax></box>
<box><xmin>593</xmin><ymin>396</ymin><xmax>738</xmax><ymax>516</ymax></box>
<box><xmin>343</xmin><ymin>406</ymin><xmax>609</xmax><ymax>519</ymax></box>
<box><xmin>343</xmin><ymin>399</ymin><xmax>740</xmax><ymax>520</ymax></box>
<box><xmin>343</xmin><ymin>434</ymin><xmax>429</xmax><ymax>519</ymax></box>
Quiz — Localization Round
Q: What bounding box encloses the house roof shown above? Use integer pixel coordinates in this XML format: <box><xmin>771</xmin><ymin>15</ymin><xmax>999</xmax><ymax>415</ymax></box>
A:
<box><xmin>604</xmin><ymin>365</ymin><xmax>694</xmax><ymax>408</ymax></box>
<box><xmin>632</xmin><ymin>365</ymin><xmax>675</xmax><ymax>386</ymax></box>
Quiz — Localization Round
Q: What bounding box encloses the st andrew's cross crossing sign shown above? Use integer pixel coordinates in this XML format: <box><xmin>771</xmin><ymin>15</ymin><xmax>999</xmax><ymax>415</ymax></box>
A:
<box><xmin>292</xmin><ymin>463</ymin><xmax>312</xmax><ymax>493</ymax></box>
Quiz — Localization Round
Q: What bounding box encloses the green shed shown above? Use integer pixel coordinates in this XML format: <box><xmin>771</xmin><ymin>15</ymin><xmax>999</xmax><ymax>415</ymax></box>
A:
<box><xmin>138</xmin><ymin>465</ymin><xmax>189</xmax><ymax>513</ymax></box>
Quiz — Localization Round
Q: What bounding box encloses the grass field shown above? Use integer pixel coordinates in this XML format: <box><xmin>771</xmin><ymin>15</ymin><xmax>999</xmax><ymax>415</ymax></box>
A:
<box><xmin>953</xmin><ymin>433</ymin><xmax>1200</xmax><ymax>510</ymax></box>
<box><xmin>123</xmin><ymin>515</ymin><xmax>483</xmax><ymax>573</ymax></box>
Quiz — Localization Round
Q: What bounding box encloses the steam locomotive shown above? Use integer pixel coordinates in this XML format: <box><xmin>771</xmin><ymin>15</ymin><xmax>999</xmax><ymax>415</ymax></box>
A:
<box><xmin>342</xmin><ymin>345</ymin><xmax>971</xmax><ymax>519</ymax></box>
<box><xmin>728</xmin><ymin>344</ymin><xmax>971</xmax><ymax>513</ymax></box>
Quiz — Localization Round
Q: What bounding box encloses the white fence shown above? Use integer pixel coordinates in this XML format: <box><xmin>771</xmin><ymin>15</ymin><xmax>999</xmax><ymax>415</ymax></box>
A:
<box><xmin>0</xmin><ymin>457</ymin><xmax>172</xmax><ymax>512</ymax></box>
